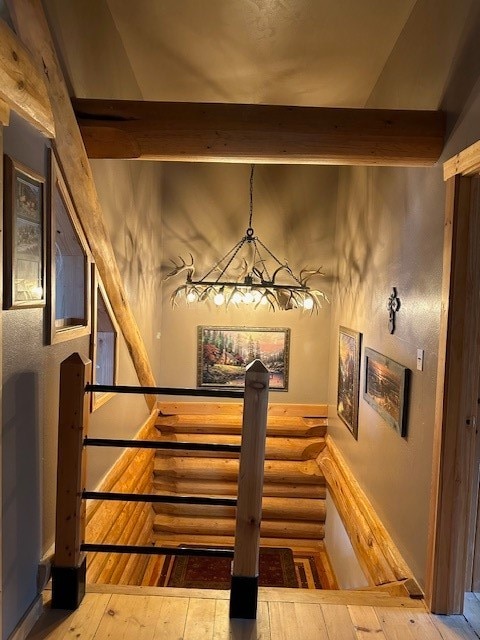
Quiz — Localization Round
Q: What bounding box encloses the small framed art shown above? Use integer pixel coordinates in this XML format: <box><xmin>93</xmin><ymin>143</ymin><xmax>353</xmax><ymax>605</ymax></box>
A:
<box><xmin>337</xmin><ymin>326</ymin><xmax>362</xmax><ymax>439</ymax></box>
<box><xmin>363</xmin><ymin>347</ymin><xmax>410</xmax><ymax>437</ymax></box>
<box><xmin>3</xmin><ymin>155</ymin><xmax>46</xmax><ymax>308</ymax></box>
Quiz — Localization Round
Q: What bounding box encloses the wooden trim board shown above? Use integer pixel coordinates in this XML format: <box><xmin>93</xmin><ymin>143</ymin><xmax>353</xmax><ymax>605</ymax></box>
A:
<box><xmin>426</xmin><ymin>174</ymin><xmax>480</xmax><ymax>613</ymax></box>
<box><xmin>317</xmin><ymin>436</ymin><xmax>415</xmax><ymax>590</ymax></box>
<box><xmin>0</xmin><ymin>98</ymin><xmax>10</xmax><ymax>126</ymax></box>
<box><xmin>444</xmin><ymin>140</ymin><xmax>480</xmax><ymax>180</ymax></box>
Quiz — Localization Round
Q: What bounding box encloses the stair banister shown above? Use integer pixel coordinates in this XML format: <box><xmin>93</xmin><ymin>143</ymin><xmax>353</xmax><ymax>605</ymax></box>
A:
<box><xmin>230</xmin><ymin>359</ymin><xmax>270</xmax><ymax>619</ymax></box>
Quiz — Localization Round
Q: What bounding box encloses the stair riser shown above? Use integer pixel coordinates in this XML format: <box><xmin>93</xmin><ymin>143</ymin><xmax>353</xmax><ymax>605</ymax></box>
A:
<box><xmin>153</xmin><ymin>516</ymin><xmax>325</xmax><ymax>539</ymax></box>
<box><xmin>151</xmin><ymin>533</ymin><xmax>325</xmax><ymax>551</ymax></box>
<box><xmin>154</xmin><ymin>458</ymin><xmax>325</xmax><ymax>485</ymax></box>
<box><xmin>155</xmin><ymin>436</ymin><xmax>325</xmax><ymax>461</ymax></box>
<box><xmin>156</xmin><ymin>418</ymin><xmax>326</xmax><ymax>438</ymax></box>
<box><xmin>153</xmin><ymin>480</ymin><xmax>326</xmax><ymax>499</ymax></box>
<box><xmin>153</xmin><ymin>500</ymin><xmax>326</xmax><ymax>521</ymax></box>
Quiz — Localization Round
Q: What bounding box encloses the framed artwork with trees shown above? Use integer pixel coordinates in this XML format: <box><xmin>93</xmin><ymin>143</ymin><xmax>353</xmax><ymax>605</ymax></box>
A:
<box><xmin>197</xmin><ymin>326</ymin><xmax>290</xmax><ymax>390</ymax></box>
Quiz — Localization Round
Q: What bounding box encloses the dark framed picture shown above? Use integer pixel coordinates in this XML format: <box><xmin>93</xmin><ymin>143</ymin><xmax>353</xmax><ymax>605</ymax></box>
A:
<box><xmin>337</xmin><ymin>326</ymin><xmax>362</xmax><ymax>439</ymax></box>
<box><xmin>197</xmin><ymin>326</ymin><xmax>290</xmax><ymax>390</ymax></box>
<box><xmin>363</xmin><ymin>348</ymin><xmax>410</xmax><ymax>437</ymax></box>
<box><xmin>3</xmin><ymin>155</ymin><xmax>46</xmax><ymax>309</ymax></box>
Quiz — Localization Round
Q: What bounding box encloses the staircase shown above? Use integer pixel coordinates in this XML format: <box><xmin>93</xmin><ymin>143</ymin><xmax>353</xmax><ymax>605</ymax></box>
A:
<box><xmin>152</xmin><ymin>402</ymin><xmax>328</xmax><ymax>550</ymax></box>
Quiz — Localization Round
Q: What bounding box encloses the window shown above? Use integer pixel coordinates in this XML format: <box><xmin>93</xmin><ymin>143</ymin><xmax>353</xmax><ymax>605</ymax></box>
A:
<box><xmin>90</xmin><ymin>268</ymin><xmax>119</xmax><ymax>410</ymax></box>
<box><xmin>49</xmin><ymin>153</ymin><xmax>91</xmax><ymax>343</ymax></box>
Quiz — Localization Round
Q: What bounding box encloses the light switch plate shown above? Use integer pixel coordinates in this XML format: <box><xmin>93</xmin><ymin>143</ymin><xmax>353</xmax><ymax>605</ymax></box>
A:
<box><xmin>416</xmin><ymin>349</ymin><xmax>424</xmax><ymax>371</ymax></box>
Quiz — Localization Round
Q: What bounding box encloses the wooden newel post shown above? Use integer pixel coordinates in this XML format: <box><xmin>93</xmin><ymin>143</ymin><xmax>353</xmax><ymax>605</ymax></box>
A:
<box><xmin>51</xmin><ymin>353</ymin><xmax>91</xmax><ymax>609</ymax></box>
<box><xmin>230</xmin><ymin>359</ymin><xmax>270</xmax><ymax>619</ymax></box>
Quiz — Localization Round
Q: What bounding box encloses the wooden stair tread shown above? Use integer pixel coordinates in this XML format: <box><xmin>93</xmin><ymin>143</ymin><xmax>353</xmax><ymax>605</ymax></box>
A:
<box><xmin>153</xmin><ymin>514</ymin><xmax>325</xmax><ymax>539</ymax></box>
<box><xmin>154</xmin><ymin>434</ymin><xmax>325</xmax><ymax>460</ymax></box>
<box><xmin>153</xmin><ymin>496</ymin><xmax>326</xmax><ymax>521</ymax></box>
<box><xmin>153</xmin><ymin>457</ymin><xmax>325</xmax><ymax>484</ymax></box>
<box><xmin>153</xmin><ymin>480</ymin><xmax>327</xmax><ymax>499</ymax></box>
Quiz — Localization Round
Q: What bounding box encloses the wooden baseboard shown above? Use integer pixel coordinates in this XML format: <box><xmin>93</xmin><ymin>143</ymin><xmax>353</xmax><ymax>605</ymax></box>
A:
<box><xmin>317</xmin><ymin>435</ymin><xmax>421</xmax><ymax>594</ymax></box>
<box><xmin>7</xmin><ymin>595</ymin><xmax>43</xmax><ymax>640</ymax></box>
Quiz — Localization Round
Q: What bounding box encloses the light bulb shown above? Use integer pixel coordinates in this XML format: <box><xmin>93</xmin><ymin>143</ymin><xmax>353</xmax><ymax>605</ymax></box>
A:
<box><xmin>232</xmin><ymin>292</ymin><xmax>243</xmax><ymax>304</ymax></box>
<box><xmin>187</xmin><ymin>290</ymin><xmax>197</xmax><ymax>303</ymax></box>
<box><xmin>260</xmin><ymin>295</ymin><xmax>268</xmax><ymax>305</ymax></box>
<box><xmin>303</xmin><ymin>296</ymin><xmax>314</xmax><ymax>310</ymax></box>
<box><xmin>214</xmin><ymin>292</ymin><xmax>225</xmax><ymax>306</ymax></box>
<box><xmin>252</xmin><ymin>290</ymin><xmax>262</xmax><ymax>303</ymax></box>
<box><xmin>243</xmin><ymin>291</ymin><xmax>254</xmax><ymax>304</ymax></box>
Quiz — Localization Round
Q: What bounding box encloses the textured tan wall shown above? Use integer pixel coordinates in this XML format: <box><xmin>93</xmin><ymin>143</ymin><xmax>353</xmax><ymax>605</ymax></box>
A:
<box><xmin>327</xmin><ymin>0</ymin><xmax>480</xmax><ymax>588</ymax></box>
<box><xmin>159</xmin><ymin>163</ymin><xmax>337</xmax><ymax>402</ymax></box>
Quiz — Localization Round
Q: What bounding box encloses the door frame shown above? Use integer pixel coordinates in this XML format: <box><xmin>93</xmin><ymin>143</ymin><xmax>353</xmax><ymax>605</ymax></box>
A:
<box><xmin>426</xmin><ymin>142</ymin><xmax>480</xmax><ymax>613</ymax></box>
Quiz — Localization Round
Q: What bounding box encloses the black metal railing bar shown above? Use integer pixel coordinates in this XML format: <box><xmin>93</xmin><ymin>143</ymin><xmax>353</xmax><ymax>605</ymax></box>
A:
<box><xmin>82</xmin><ymin>491</ymin><xmax>237</xmax><ymax>506</ymax></box>
<box><xmin>81</xmin><ymin>543</ymin><xmax>234</xmax><ymax>558</ymax></box>
<box><xmin>85</xmin><ymin>383</ymin><xmax>244</xmax><ymax>398</ymax></box>
<box><xmin>83</xmin><ymin>437</ymin><xmax>241</xmax><ymax>453</ymax></box>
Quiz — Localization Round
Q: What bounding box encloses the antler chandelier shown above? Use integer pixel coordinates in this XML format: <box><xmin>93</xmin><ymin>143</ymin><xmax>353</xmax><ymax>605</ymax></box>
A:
<box><xmin>165</xmin><ymin>166</ymin><xmax>328</xmax><ymax>312</ymax></box>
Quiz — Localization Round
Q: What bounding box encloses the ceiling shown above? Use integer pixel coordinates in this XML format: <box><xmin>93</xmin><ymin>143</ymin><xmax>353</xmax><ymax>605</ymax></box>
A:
<box><xmin>44</xmin><ymin>0</ymin><xmax>418</xmax><ymax>108</ymax></box>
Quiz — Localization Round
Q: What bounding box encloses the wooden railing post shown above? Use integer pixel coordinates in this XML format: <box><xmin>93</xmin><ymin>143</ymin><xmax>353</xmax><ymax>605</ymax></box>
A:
<box><xmin>230</xmin><ymin>360</ymin><xmax>269</xmax><ymax>619</ymax></box>
<box><xmin>51</xmin><ymin>353</ymin><xmax>91</xmax><ymax>609</ymax></box>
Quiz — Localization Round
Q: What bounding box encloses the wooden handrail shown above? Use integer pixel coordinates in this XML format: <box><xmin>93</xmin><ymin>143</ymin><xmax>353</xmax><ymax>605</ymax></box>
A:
<box><xmin>230</xmin><ymin>360</ymin><xmax>270</xmax><ymax>619</ymax></box>
<box><xmin>51</xmin><ymin>353</ymin><xmax>91</xmax><ymax>609</ymax></box>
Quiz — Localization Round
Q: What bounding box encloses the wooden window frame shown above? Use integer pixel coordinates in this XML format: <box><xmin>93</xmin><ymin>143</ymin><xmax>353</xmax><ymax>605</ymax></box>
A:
<box><xmin>48</xmin><ymin>151</ymin><xmax>92</xmax><ymax>344</ymax></box>
<box><xmin>90</xmin><ymin>266</ymin><xmax>119</xmax><ymax>411</ymax></box>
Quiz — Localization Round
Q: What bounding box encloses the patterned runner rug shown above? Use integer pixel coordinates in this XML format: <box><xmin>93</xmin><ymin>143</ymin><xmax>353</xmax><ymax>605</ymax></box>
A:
<box><xmin>156</xmin><ymin>547</ymin><xmax>322</xmax><ymax>589</ymax></box>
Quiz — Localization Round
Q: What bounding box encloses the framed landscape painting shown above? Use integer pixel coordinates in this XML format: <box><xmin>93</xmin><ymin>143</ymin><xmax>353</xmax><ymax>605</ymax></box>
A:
<box><xmin>3</xmin><ymin>155</ymin><xmax>46</xmax><ymax>309</ymax></box>
<box><xmin>197</xmin><ymin>326</ymin><xmax>290</xmax><ymax>390</ymax></box>
<box><xmin>337</xmin><ymin>326</ymin><xmax>362</xmax><ymax>439</ymax></box>
<box><xmin>363</xmin><ymin>348</ymin><xmax>410</xmax><ymax>437</ymax></box>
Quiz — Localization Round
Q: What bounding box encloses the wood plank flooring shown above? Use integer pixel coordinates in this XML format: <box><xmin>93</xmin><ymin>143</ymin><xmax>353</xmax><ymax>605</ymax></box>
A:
<box><xmin>27</xmin><ymin>585</ymin><xmax>479</xmax><ymax>639</ymax></box>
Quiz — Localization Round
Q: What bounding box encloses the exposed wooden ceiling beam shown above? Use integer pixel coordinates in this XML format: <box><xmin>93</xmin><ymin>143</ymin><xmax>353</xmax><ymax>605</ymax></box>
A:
<box><xmin>73</xmin><ymin>98</ymin><xmax>445</xmax><ymax>166</ymax></box>
<box><xmin>7</xmin><ymin>0</ymin><xmax>157</xmax><ymax>409</ymax></box>
<box><xmin>0</xmin><ymin>18</ymin><xmax>54</xmax><ymax>137</ymax></box>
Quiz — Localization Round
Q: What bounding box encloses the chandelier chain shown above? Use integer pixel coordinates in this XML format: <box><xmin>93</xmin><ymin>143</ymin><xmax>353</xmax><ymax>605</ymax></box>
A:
<box><xmin>248</xmin><ymin>164</ymin><xmax>254</xmax><ymax>230</ymax></box>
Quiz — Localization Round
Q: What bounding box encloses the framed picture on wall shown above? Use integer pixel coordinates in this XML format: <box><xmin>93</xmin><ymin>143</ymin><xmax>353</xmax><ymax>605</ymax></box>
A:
<box><xmin>337</xmin><ymin>326</ymin><xmax>362</xmax><ymax>439</ymax></box>
<box><xmin>197</xmin><ymin>326</ymin><xmax>290</xmax><ymax>390</ymax></box>
<box><xmin>90</xmin><ymin>266</ymin><xmax>119</xmax><ymax>411</ymax></box>
<box><xmin>363</xmin><ymin>348</ymin><xmax>410</xmax><ymax>437</ymax></box>
<box><xmin>48</xmin><ymin>151</ymin><xmax>92</xmax><ymax>344</ymax></box>
<box><xmin>3</xmin><ymin>155</ymin><xmax>46</xmax><ymax>309</ymax></box>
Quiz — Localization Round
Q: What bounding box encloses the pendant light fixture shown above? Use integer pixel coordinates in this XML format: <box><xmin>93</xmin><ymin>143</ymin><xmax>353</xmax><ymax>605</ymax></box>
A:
<box><xmin>165</xmin><ymin>166</ymin><xmax>328</xmax><ymax>312</ymax></box>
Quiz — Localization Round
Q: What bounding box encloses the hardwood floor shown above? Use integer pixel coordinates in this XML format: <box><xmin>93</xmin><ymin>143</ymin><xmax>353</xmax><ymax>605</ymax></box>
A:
<box><xmin>465</xmin><ymin>593</ymin><xmax>480</xmax><ymax>637</ymax></box>
<box><xmin>27</xmin><ymin>585</ymin><xmax>479</xmax><ymax>639</ymax></box>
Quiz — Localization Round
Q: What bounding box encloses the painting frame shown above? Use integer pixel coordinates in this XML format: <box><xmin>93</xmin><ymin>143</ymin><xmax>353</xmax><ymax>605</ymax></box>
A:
<box><xmin>363</xmin><ymin>347</ymin><xmax>410</xmax><ymax>437</ymax></box>
<box><xmin>197</xmin><ymin>326</ymin><xmax>290</xmax><ymax>390</ymax></box>
<box><xmin>337</xmin><ymin>326</ymin><xmax>362</xmax><ymax>439</ymax></box>
<box><xmin>3</xmin><ymin>155</ymin><xmax>46</xmax><ymax>309</ymax></box>
<box><xmin>90</xmin><ymin>265</ymin><xmax>119</xmax><ymax>412</ymax></box>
